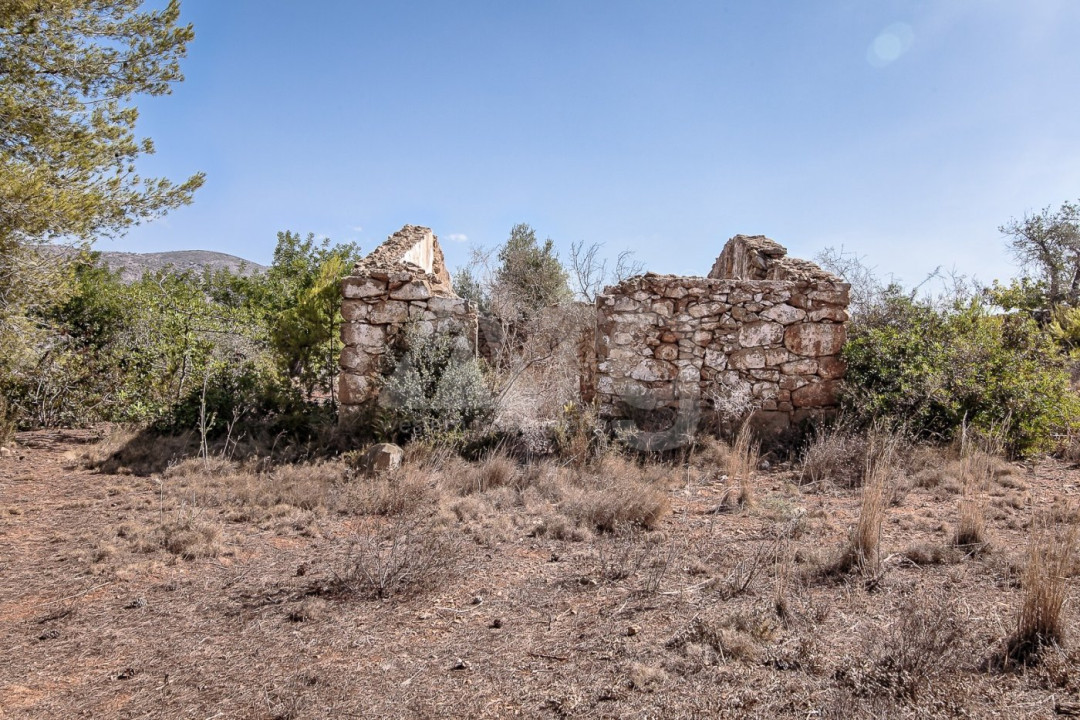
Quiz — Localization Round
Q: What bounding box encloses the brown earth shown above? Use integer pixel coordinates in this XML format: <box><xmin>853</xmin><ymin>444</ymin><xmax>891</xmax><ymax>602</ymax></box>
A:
<box><xmin>1</xmin><ymin>429</ymin><xmax>1080</xmax><ymax>719</ymax></box>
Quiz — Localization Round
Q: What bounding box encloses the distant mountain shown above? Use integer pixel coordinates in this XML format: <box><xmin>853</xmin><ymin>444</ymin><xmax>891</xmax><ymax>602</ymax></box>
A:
<box><xmin>95</xmin><ymin>250</ymin><xmax>267</xmax><ymax>283</ymax></box>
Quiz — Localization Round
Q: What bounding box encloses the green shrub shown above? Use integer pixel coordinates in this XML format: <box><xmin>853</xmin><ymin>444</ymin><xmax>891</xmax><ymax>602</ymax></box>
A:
<box><xmin>378</xmin><ymin>326</ymin><xmax>493</xmax><ymax>442</ymax></box>
<box><xmin>842</xmin><ymin>291</ymin><xmax>1078</xmax><ymax>456</ymax></box>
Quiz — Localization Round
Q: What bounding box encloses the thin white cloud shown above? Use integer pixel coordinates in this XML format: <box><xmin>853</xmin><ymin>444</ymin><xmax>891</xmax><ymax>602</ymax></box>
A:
<box><xmin>447</xmin><ymin>233</ymin><xmax>468</xmax><ymax>243</ymax></box>
<box><xmin>351</xmin><ymin>225</ymin><xmax>363</xmax><ymax>233</ymax></box>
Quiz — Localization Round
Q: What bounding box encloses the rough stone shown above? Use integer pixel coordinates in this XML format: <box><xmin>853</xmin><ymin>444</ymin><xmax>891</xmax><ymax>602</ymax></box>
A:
<box><xmin>784</xmin><ymin>323</ymin><xmax>847</xmax><ymax>357</ymax></box>
<box><xmin>738</xmin><ymin>321</ymin><xmax>784</xmax><ymax>348</ymax></box>
<box><xmin>760</xmin><ymin>303</ymin><xmax>807</xmax><ymax>325</ymax></box>
<box><xmin>817</xmin><ymin>355</ymin><xmax>847</xmax><ymax>380</ymax></box>
<box><xmin>364</xmin><ymin>443</ymin><xmax>404</xmax><ymax>475</ymax></box>
<box><xmin>342</xmin><ymin>277</ymin><xmax>387</xmax><ymax>299</ymax></box>
<box><xmin>389</xmin><ymin>279</ymin><xmax>432</xmax><ymax>301</ymax></box>
<box><xmin>791</xmin><ymin>380</ymin><xmax>839</xmax><ymax>408</ymax></box>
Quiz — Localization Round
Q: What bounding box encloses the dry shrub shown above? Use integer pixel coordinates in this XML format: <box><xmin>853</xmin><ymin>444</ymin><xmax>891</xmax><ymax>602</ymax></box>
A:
<box><xmin>155</xmin><ymin>518</ymin><xmax>222</xmax><ymax>559</ymax></box>
<box><xmin>693</xmin><ymin>433</ymin><xmax>732</xmax><ymax>473</ymax></box>
<box><xmin>531</xmin><ymin>513</ymin><xmax>593</xmax><ymax>542</ymax></box>
<box><xmin>837</xmin><ymin>596</ymin><xmax>964</xmax><ymax>701</ymax></box>
<box><xmin>338</xmin><ymin>517</ymin><xmax>461</xmax><ymax>600</ymax></box>
<box><xmin>474</xmin><ymin>452</ymin><xmax>516</xmax><ymax>492</ymax></box>
<box><xmin>230</xmin><ymin>461</ymin><xmax>347</xmax><ymax>513</ymax></box>
<box><xmin>799</xmin><ymin>422</ymin><xmax>867</xmax><ymax>488</ymax></box>
<box><xmin>357</xmin><ymin>467</ymin><xmax>432</xmax><ymax>516</ymax></box>
<box><xmin>667</xmin><ymin>615</ymin><xmax>766</xmax><ymax>665</ymax></box>
<box><xmin>564</xmin><ymin>481</ymin><xmax>670</xmax><ymax>533</ymax></box>
<box><xmin>1005</xmin><ymin>523</ymin><xmax>1078</xmax><ymax>665</ymax></box>
<box><xmin>627</xmin><ymin>662</ymin><xmax>669</xmax><ymax>692</ymax></box>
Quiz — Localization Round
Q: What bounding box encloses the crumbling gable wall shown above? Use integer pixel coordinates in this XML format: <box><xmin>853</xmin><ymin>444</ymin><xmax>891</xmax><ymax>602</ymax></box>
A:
<box><xmin>339</xmin><ymin>225</ymin><xmax>477</xmax><ymax>409</ymax></box>
<box><xmin>591</xmin><ymin>235</ymin><xmax>849</xmax><ymax>432</ymax></box>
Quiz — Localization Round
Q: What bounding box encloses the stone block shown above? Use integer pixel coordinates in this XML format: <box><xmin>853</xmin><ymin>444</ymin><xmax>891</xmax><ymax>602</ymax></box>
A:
<box><xmin>427</xmin><ymin>296</ymin><xmax>468</xmax><ymax>314</ymax></box>
<box><xmin>341</xmin><ymin>300</ymin><xmax>371</xmax><ymax>322</ymax></box>
<box><xmin>389</xmin><ymin>279</ymin><xmax>432</xmax><ymax>301</ymax></box>
<box><xmin>729</xmin><ymin>348</ymin><xmax>766</xmax><ymax>370</ymax></box>
<box><xmin>703</xmin><ymin>348</ymin><xmax>728</xmax><ymax>370</ymax></box>
<box><xmin>342</xmin><ymin>276</ymin><xmax>387</xmax><ymax>299</ymax></box>
<box><xmin>340</xmin><ymin>346</ymin><xmax>380</xmax><ymax>372</ymax></box>
<box><xmin>656</xmin><ymin>343</ymin><xmax>679</xmax><ymax>361</ymax></box>
<box><xmin>368</xmin><ymin>300</ymin><xmax>411</xmax><ymax>324</ymax></box>
<box><xmin>688</xmin><ymin>301</ymin><xmax>727</xmax><ymax>318</ymax></box>
<box><xmin>339</xmin><ymin>372</ymin><xmax>373</xmax><ymax>404</ymax></box>
<box><xmin>817</xmin><ymin>355</ymin><xmax>847</xmax><ymax>380</ymax></box>
<box><xmin>784</xmin><ymin>323</ymin><xmax>847</xmax><ymax>357</ymax></box>
<box><xmin>629</xmin><ymin>359</ymin><xmax>676</xmax><ymax>382</ymax></box>
<box><xmin>780</xmin><ymin>358</ymin><xmax>818</xmax><ymax>375</ymax></box>
<box><xmin>342</xmin><ymin>322</ymin><xmax>387</xmax><ymax>348</ymax></box>
<box><xmin>760</xmin><ymin>303</ymin><xmax>807</xmax><ymax>325</ymax></box>
<box><xmin>764</xmin><ymin>347</ymin><xmax>796</xmax><ymax>366</ymax></box>
<box><xmin>808</xmin><ymin>307</ymin><xmax>849</xmax><ymax>323</ymax></box>
<box><xmin>364</xmin><ymin>443</ymin><xmax>404</xmax><ymax>475</ymax></box>
<box><xmin>791</xmin><ymin>380</ymin><xmax>839</xmax><ymax>408</ymax></box>
<box><xmin>739</xmin><ymin>321</ymin><xmax>784</xmax><ymax>348</ymax></box>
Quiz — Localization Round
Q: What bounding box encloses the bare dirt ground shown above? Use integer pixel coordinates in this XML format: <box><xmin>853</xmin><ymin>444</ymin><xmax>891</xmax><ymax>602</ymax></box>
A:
<box><xmin>2</xmin><ymin>428</ymin><xmax>1080</xmax><ymax>719</ymax></box>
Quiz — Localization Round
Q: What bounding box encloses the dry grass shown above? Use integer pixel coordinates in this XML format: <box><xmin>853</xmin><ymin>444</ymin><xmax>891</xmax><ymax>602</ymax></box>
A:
<box><xmin>714</xmin><ymin>421</ymin><xmax>758</xmax><ymax>510</ymax></box>
<box><xmin>1005</xmin><ymin>522</ymin><xmax>1078</xmax><ymax>665</ymax></box>
<box><xmin>824</xmin><ymin>430</ymin><xmax>898</xmax><ymax>577</ymax></box>
<box><xmin>953</xmin><ymin>427</ymin><xmax>1006</xmax><ymax>549</ymax></box>
<box><xmin>799</xmin><ymin>421</ymin><xmax>867</xmax><ymax>488</ymax></box>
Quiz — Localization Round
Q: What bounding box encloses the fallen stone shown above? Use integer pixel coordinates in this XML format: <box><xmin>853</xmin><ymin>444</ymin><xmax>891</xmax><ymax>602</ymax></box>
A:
<box><xmin>364</xmin><ymin>443</ymin><xmax>404</xmax><ymax>475</ymax></box>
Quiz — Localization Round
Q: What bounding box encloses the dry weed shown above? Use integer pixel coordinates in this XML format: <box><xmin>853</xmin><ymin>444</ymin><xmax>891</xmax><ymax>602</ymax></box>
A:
<box><xmin>725</xmin><ymin>421</ymin><xmax>759</xmax><ymax>507</ymax></box>
<box><xmin>824</xmin><ymin>430</ymin><xmax>898</xmax><ymax>577</ymax></box>
<box><xmin>563</xmin><ymin>481</ymin><xmax>670</xmax><ymax>533</ymax></box>
<box><xmin>336</xmin><ymin>517</ymin><xmax>461</xmax><ymax>600</ymax></box>
<box><xmin>799</xmin><ymin>422</ymin><xmax>867</xmax><ymax>488</ymax></box>
<box><xmin>1004</xmin><ymin>522</ymin><xmax>1078</xmax><ymax>665</ymax></box>
<box><xmin>837</xmin><ymin>596</ymin><xmax>964</xmax><ymax>701</ymax></box>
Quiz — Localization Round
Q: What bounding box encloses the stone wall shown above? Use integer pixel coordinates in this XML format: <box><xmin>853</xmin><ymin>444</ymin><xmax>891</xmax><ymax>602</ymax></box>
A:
<box><xmin>339</xmin><ymin>225</ymin><xmax>477</xmax><ymax>409</ymax></box>
<box><xmin>591</xmin><ymin>235</ymin><xmax>849</xmax><ymax>433</ymax></box>
<box><xmin>340</xmin><ymin>228</ymin><xmax>849</xmax><ymax>435</ymax></box>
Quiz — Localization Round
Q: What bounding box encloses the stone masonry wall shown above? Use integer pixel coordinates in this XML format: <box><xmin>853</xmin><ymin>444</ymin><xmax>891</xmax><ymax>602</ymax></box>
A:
<box><xmin>339</xmin><ymin>225</ymin><xmax>477</xmax><ymax>409</ymax></box>
<box><xmin>592</xmin><ymin>235</ymin><xmax>849</xmax><ymax>432</ymax></box>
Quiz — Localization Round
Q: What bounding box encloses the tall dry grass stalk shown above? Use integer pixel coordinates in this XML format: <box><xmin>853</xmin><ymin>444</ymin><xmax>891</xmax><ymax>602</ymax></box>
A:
<box><xmin>724</xmin><ymin>421</ymin><xmax>759</xmax><ymax>508</ymax></box>
<box><xmin>835</xmin><ymin>429</ymin><xmax>900</xmax><ymax>576</ymax></box>
<box><xmin>953</xmin><ymin>423</ymin><xmax>1003</xmax><ymax>548</ymax></box>
<box><xmin>1006</xmin><ymin>521</ymin><xmax>1078</xmax><ymax>664</ymax></box>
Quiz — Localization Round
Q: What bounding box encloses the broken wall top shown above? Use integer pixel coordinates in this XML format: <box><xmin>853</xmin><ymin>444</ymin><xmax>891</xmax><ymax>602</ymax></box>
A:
<box><xmin>707</xmin><ymin>234</ymin><xmax>839</xmax><ymax>283</ymax></box>
<box><xmin>351</xmin><ymin>224</ymin><xmax>455</xmax><ymax>294</ymax></box>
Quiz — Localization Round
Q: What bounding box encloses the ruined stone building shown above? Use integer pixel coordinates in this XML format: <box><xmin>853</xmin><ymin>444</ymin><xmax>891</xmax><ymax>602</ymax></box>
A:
<box><xmin>339</xmin><ymin>227</ymin><xmax>849</xmax><ymax>435</ymax></box>
<box><xmin>338</xmin><ymin>225</ymin><xmax>477</xmax><ymax>410</ymax></box>
<box><xmin>585</xmin><ymin>235</ymin><xmax>849</xmax><ymax>439</ymax></box>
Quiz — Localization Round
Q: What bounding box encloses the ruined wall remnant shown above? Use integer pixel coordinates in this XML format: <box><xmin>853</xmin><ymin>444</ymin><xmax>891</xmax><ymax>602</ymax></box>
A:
<box><xmin>340</xmin><ymin>228</ymin><xmax>848</xmax><ymax>435</ymax></box>
<box><xmin>591</xmin><ymin>235</ymin><xmax>849</xmax><ymax>433</ymax></box>
<box><xmin>339</xmin><ymin>225</ymin><xmax>477</xmax><ymax>410</ymax></box>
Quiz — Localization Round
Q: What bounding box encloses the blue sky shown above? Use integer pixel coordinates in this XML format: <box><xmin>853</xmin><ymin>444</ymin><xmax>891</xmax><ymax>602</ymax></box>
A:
<box><xmin>118</xmin><ymin>0</ymin><xmax>1080</xmax><ymax>287</ymax></box>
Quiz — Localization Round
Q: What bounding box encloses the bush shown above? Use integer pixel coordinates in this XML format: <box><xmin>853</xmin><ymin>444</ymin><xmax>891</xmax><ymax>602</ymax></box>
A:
<box><xmin>842</xmin><ymin>291</ymin><xmax>1079</xmax><ymax>456</ymax></box>
<box><xmin>379</xmin><ymin>326</ymin><xmax>494</xmax><ymax>442</ymax></box>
